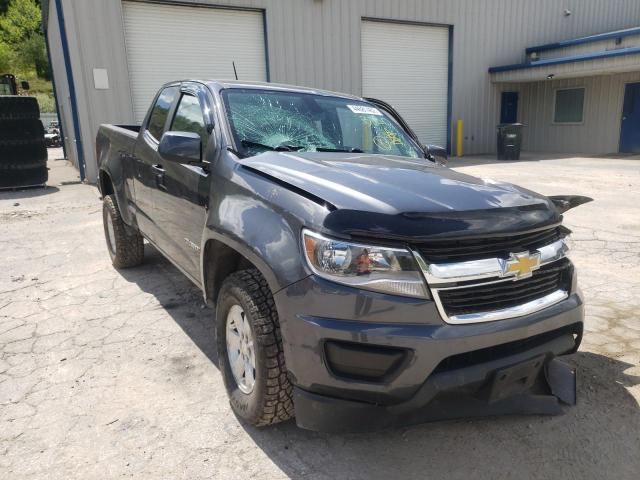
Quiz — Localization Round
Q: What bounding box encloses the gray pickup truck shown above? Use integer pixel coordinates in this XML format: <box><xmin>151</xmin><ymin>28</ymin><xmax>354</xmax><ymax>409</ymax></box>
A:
<box><xmin>96</xmin><ymin>80</ymin><xmax>590</xmax><ymax>432</ymax></box>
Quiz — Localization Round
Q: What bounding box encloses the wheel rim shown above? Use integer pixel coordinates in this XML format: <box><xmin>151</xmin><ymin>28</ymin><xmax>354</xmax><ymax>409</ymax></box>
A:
<box><xmin>226</xmin><ymin>304</ymin><xmax>256</xmax><ymax>394</ymax></box>
<box><xmin>106</xmin><ymin>212</ymin><xmax>116</xmax><ymax>254</ymax></box>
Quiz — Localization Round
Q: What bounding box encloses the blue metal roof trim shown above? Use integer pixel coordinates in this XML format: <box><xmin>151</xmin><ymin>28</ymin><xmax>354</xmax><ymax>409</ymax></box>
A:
<box><xmin>525</xmin><ymin>26</ymin><xmax>640</xmax><ymax>54</ymax></box>
<box><xmin>489</xmin><ymin>46</ymin><xmax>640</xmax><ymax>73</ymax></box>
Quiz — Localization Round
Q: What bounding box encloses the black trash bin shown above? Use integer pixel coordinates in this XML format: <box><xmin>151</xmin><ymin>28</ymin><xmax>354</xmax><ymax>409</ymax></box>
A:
<box><xmin>496</xmin><ymin>123</ymin><xmax>523</xmax><ymax>160</ymax></box>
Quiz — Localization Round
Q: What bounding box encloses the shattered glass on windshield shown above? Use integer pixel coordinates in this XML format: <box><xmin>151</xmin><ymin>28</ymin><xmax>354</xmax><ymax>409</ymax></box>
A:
<box><xmin>227</xmin><ymin>93</ymin><xmax>335</xmax><ymax>153</ymax></box>
<box><xmin>221</xmin><ymin>89</ymin><xmax>422</xmax><ymax>159</ymax></box>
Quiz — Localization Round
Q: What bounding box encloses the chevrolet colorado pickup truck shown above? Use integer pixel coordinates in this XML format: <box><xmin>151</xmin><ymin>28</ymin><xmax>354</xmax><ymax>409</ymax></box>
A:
<box><xmin>97</xmin><ymin>80</ymin><xmax>590</xmax><ymax>432</ymax></box>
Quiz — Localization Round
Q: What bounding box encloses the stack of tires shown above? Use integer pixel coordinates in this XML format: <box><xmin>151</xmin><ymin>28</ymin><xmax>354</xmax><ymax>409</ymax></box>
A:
<box><xmin>0</xmin><ymin>96</ymin><xmax>48</xmax><ymax>189</ymax></box>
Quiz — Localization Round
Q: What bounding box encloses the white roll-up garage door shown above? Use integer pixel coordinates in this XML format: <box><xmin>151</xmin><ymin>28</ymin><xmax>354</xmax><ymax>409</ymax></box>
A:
<box><xmin>361</xmin><ymin>20</ymin><xmax>449</xmax><ymax>147</ymax></box>
<box><xmin>122</xmin><ymin>2</ymin><xmax>267</xmax><ymax>122</ymax></box>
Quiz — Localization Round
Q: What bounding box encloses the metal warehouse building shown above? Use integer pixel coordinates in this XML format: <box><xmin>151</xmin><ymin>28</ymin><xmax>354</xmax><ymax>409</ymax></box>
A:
<box><xmin>43</xmin><ymin>0</ymin><xmax>640</xmax><ymax>183</ymax></box>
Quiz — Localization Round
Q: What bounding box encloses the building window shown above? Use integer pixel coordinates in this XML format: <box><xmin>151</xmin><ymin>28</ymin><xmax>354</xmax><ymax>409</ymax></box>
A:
<box><xmin>553</xmin><ymin>88</ymin><xmax>585</xmax><ymax>124</ymax></box>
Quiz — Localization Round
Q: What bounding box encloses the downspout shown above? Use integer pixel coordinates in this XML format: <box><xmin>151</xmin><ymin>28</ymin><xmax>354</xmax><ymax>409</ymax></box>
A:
<box><xmin>42</xmin><ymin>27</ymin><xmax>67</xmax><ymax>159</ymax></box>
<box><xmin>54</xmin><ymin>0</ymin><xmax>86</xmax><ymax>181</ymax></box>
<box><xmin>446</xmin><ymin>25</ymin><xmax>454</xmax><ymax>155</ymax></box>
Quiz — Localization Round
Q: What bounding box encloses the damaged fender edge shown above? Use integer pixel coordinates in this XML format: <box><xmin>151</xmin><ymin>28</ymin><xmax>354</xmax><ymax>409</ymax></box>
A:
<box><xmin>548</xmin><ymin>195</ymin><xmax>593</xmax><ymax>214</ymax></box>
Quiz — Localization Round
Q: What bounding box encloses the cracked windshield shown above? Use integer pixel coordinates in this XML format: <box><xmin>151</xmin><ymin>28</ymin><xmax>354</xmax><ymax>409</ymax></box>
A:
<box><xmin>221</xmin><ymin>88</ymin><xmax>422</xmax><ymax>159</ymax></box>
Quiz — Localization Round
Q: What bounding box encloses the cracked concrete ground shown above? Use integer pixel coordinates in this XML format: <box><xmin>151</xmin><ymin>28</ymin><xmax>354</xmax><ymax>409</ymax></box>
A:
<box><xmin>1</xmin><ymin>148</ymin><xmax>639</xmax><ymax>479</ymax></box>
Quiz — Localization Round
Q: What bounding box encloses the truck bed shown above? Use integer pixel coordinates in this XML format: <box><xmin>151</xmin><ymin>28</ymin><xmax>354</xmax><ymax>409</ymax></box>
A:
<box><xmin>108</xmin><ymin>124</ymin><xmax>140</xmax><ymax>136</ymax></box>
<box><xmin>96</xmin><ymin>124</ymin><xmax>140</xmax><ymax>172</ymax></box>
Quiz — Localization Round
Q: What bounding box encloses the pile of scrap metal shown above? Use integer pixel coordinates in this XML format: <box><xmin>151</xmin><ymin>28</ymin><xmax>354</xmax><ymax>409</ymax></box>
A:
<box><xmin>45</xmin><ymin>121</ymin><xmax>62</xmax><ymax>148</ymax></box>
<box><xmin>0</xmin><ymin>74</ymin><xmax>48</xmax><ymax>189</ymax></box>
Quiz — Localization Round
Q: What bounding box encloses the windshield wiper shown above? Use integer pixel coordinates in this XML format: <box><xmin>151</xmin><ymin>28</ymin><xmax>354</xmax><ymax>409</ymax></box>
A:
<box><xmin>226</xmin><ymin>147</ymin><xmax>246</xmax><ymax>158</ymax></box>
<box><xmin>240</xmin><ymin>139</ymin><xmax>304</xmax><ymax>152</ymax></box>
<box><xmin>316</xmin><ymin>147</ymin><xmax>365</xmax><ymax>153</ymax></box>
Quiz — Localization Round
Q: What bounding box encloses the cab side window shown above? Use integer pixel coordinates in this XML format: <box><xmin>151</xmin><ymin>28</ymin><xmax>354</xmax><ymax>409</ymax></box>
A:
<box><xmin>171</xmin><ymin>94</ymin><xmax>209</xmax><ymax>155</ymax></box>
<box><xmin>147</xmin><ymin>86</ymin><xmax>179</xmax><ymax>141</ymax></box>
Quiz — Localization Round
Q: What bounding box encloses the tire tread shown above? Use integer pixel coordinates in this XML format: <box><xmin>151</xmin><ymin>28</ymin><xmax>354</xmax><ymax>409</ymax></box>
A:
<box><xmin>103</xmin><ymin>194</ymin><xmax>144</xmax><ymax>268</ymax></box>
<box><xmin>220</xmin><ymin>269</ymin><xmax>294</xmax><ymax>426</ymax></box>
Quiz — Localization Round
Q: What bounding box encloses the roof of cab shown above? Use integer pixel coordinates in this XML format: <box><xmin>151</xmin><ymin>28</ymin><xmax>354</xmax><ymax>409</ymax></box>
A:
<box><xmin>200</xmin><ymin>79</ymin><xmax>362</xmax><ymax>100</ymax></box>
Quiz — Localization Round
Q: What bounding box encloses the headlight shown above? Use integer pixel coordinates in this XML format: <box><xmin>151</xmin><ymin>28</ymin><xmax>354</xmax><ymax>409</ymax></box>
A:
<box><xmin>302</xmin><ymin>229</ymin><xmax>428</xmax><ymax>298</ymax></box>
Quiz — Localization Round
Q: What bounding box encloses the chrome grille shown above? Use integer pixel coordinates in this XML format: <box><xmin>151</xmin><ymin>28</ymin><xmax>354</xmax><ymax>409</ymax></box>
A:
<box><xmin>437</xmin><ymin>259</ymin><xmax>572</xmax><ymax>318</ymax></box>
<box><xmin>414</xmin><ymin>235</ymin><xmax>573</xmax><ymax>324</ymax></box>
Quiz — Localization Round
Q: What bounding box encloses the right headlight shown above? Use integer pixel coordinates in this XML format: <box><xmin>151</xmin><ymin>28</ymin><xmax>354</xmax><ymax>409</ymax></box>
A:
<box><xmin>302</xmin><ymin>229</ymin><xmax>428</xmax><ymax>298</ymax></box>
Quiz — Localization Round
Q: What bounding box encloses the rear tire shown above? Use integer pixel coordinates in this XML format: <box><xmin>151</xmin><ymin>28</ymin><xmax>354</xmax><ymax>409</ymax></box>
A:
<box><xmin>102</xmin><ymin>194</ymin><xmax>144</xmax><ymax>268</ymax></box>
<box><xmin>216</xmin><ymin>269</ymin><xmax>294</xmax><ymax>427</ymax></box>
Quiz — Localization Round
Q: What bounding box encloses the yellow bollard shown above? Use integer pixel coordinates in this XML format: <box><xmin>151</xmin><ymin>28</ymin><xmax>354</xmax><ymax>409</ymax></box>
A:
<box><xmin>456</xmin><ymin>119</ymin><xmax>463</xmax><ymax>158</ymax></box>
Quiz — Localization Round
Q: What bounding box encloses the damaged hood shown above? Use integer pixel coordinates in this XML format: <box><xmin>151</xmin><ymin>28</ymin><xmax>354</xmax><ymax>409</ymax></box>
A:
<box><xmin>240</xmin><ymin>152</ymin><xmax>562</xmax><ymax>241</ymax></box>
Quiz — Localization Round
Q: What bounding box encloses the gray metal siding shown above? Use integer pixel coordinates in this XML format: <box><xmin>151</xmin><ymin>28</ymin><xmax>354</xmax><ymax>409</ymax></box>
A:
<box><xmin>46</xmin><ymin>0</ymin><xmax>640</xmax><ymax>182</ymax></box>
<box><xmin>514</xmin><ymin>72</ymin><xmax>640</xmax><ymax>154</ymax></box>
<box><xmin>58</xmin><ymin>0</ymin><xmax>135</xmax><ymax>182</ymax></box>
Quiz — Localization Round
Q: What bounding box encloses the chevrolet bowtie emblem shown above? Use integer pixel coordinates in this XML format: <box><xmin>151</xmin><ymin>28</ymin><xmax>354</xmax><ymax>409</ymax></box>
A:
<box><xmin>503</xmin><ymin>251</ymin><xmax>541</xmax><ymax>280</ymax></box>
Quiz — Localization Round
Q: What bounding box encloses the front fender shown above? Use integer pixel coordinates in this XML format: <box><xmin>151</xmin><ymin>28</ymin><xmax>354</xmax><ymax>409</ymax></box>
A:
<box><xmin>199</xmin><ymin>153</ymin><xmax>333</xmax><ymax>302</ymax></box>
<box><xmin>200</xmin><ymin>220</ymin><xmax>300</xmax><ymax>300</ymax></box>
<box><xmin>200</xmin><ymin>185</ymin><xmax>323</xmax><ymax>297</ymax></box>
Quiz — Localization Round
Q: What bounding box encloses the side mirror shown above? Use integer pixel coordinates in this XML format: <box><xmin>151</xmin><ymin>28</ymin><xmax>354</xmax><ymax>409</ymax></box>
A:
<box><xmin>20</xmin><ymin>81</ymin><xmax>30</xmax><ymax>91</ymax></box>
<box><xmin>158</xmin><ymin>131</ymin><xmax>201</xmax><ymax>164</ymax></box>
<box><xmin>424</xmin><ymin>144</ymin><xmax>447</xmax><ymax>165</ymax></box>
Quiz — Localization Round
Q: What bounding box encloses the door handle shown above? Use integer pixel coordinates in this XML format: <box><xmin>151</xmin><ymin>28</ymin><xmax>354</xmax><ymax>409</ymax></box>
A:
<box><xmin>152</xmin><ymin>164</ymin><xmax>166</xmax><ymax>190</ymax></box>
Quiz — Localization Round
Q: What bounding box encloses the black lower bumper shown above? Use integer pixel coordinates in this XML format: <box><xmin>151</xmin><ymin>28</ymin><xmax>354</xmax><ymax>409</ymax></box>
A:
<box><xmin>294</xmin><ymin>346</ymin><xmax>577</xmax><ymax>433</ymax></box>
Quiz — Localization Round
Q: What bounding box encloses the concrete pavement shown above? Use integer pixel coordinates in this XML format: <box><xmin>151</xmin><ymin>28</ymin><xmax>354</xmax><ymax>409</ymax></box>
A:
<box><xmin>1</xmin><ymin>149</ymin><xmax>639</xmax><ymax>479</ymax></box>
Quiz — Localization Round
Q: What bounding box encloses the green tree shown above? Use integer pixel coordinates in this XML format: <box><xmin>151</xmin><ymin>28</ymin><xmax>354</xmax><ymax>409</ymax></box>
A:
<box><xmin>0</xmin><ymin>40</ymin><xmax>11</xmax><ymax>72</ymax></box>
<box><xmin>0</xmin><ymin>0</ymin><xmax>49</xmax><ymax>78</ymax></box>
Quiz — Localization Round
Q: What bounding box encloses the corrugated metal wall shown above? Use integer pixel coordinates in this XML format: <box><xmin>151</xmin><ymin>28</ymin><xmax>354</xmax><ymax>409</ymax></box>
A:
<box><xmin>361</xmin><ymin>20</ymin><xmax>450</xmax><ymax>146</ymax></box>
<box><xmin>46</xmin><ymin>0</ymin><xmax>136</xmax><ymax>182</ymax></box>
<box><xmin>46</xmin><ymin>0</ymin><xmax>640</xmax><ymax>182</ymax></box>
<box><xmin>511</xmin><ymin>71</ymin><xmax>640</xmax><ymax>154</ymax></box>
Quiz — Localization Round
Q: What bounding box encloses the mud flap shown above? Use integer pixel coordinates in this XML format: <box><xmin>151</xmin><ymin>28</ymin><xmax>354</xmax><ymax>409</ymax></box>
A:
<box><xmin>545</xmin><ymin>357</ymin><xmax>577</xmax><ymax>405</ymax></box>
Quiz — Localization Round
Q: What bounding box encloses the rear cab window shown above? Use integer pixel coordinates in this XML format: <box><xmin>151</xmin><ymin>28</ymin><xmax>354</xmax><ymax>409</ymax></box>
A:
<box><xmin>146</xmin><ymin>86</ymin><xmax>179</xmax><ymax>141</ymax></box>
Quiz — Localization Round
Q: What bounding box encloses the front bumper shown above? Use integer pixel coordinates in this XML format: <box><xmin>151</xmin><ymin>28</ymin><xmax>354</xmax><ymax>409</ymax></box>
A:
<box><xmin>275</xmin><ymin>275</ymin><xmax>584</xmax><ymax>432</ymax></box>
<box><xmin>293</xmin><ymin>355</ymin><xmax>576</xmax><ymax>433</ymax></box>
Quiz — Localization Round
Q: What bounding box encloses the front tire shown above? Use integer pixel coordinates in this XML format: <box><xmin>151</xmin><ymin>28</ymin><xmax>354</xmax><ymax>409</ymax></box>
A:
<box><xmin>102</xmin><ymin>194</ymin><xmax>144</xmax><ymax>268</ymax></box>
<box><xmin>216</xmin><ymin>269</ymin><xmax>294</xmax><ymax>426</ymax></box>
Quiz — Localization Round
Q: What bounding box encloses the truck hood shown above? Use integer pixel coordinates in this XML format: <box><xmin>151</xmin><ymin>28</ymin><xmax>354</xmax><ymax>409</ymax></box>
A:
<box><xmin>239</xmin><ymin>152</ymin><xmax>561</xmax><ymax>241</ymax></box>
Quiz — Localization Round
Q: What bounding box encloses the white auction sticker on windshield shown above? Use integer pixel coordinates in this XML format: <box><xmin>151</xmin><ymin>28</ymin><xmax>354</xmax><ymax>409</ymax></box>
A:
<box><xmin>347</xmin><ymin>105</ymin><xmax>382</xmax><ymax>116</ymax></box>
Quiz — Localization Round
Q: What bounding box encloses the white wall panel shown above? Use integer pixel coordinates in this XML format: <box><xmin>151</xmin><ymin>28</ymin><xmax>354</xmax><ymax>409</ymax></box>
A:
<box><xmin>361</xmin><ymin>20</ymin><xmax>449</xmax><ymax>146</ymax></box>
<box><xmin>122</xmin><ymin>2</ymin><xmax>267</xmax><ymax>122</ymax></box>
